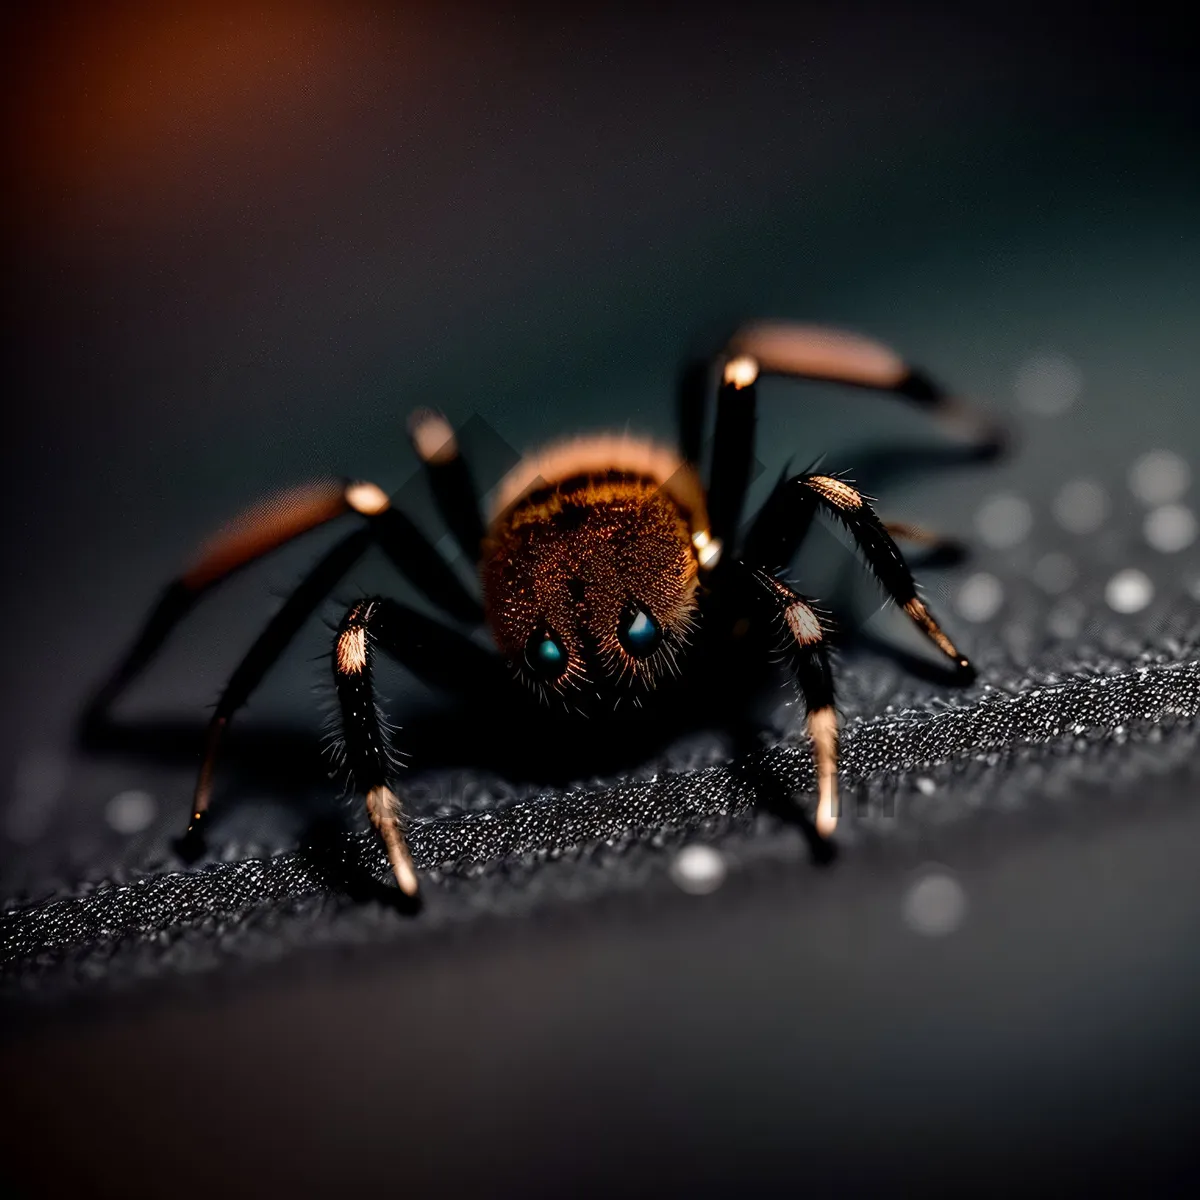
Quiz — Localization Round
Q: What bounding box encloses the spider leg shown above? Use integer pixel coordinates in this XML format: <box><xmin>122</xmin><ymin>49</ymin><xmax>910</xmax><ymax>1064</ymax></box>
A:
<box><xmin>369</xmin><ymin>507</ymin><xmax>482</xmax><ymax>625</ymax></box>
<box><xmin>706</xmin><ymin>357</ymin><xmax>760</xmax><ymax>552</ymax></box>
<box><xmin>407</xmin><ymin>409</ymin><xmax>486</xmax><ymax>565</ymax></box>
<box><xmin>697</xmin><ymin>321</ymin><xmax>1005</xmax><ymax>552</ymax></box>
<box><xmin>84</xmin><ymin>476</ymin><xmax>481</xmax><ymax>729</ymax></box>
<box><xmin>185</xmin><ymin>520</ymin><xmax>488</xmax><ymax>858</ymax></box>
<box><xmin>331</xmin><ymin>596</ymin><xmax>505</xmax><ymax>894</ymax></box>
<box><xmin>740</xmin><ymin>565</ymin><xmax>840</xmax><ymax>836</ymax></box>
<box><xmin>742</xmin><ymin>477</ymin><xmax>968</xmax><ymax>577</ymax></box>
<box><xmin>882</xmin><ymin>520</ymin><xmax>966</xmax><ymax>568</ymax></box>
<box><xmin>746</xmin><ymin>472</ymin><xmax>973</xmax><ymax>678</ymax></box>
<box><xmin>185</xmin><ymin>526</ymin><xmax>375</xmax><ymax>849</ymax></box>
<box><xmin>727</xmin><ymin>321</ymin><xmax>1007</xmax><ymax>453</ymax></box>
<box><xmin>740</xmin><ymin>465</ymin><xmax>819</xmax><ymax>579</ymax></box>
<box><xmin>83</xmin><ymin>479</ymin><xmax>370</xmax><ymax>725</ymax></box>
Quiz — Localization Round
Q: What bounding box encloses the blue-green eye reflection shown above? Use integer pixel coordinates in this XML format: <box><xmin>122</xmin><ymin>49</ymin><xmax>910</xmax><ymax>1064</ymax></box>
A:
<box><xmin>525</xmin><ymin>629</ymin><xmax>568</xmax><ymax>680</ymax></box>
<box><xmin>536</xmin><ymin>637</ymin><xmax>564</xmax><ymax>670</ymax></box>
<box><xmin>620</xmin><ymin>606</ymin><xmax>662</xmax><ymax>658</ymax></box>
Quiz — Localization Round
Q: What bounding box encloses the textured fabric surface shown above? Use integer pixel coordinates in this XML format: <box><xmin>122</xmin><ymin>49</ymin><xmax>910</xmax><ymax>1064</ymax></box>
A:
<box><xmin>6</xmin><ymin>625</ymin><xmax>1197</xmax><ymax>993</ymax></box>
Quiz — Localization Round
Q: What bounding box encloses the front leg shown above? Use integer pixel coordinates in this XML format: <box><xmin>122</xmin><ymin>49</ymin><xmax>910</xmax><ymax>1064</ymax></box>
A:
<box><xmin>744</xmin><ymin>472</ymin><xmax>973</xmax><ymax>678</ymax></box>
<box><xmin>741</xmin><ymin>566</ymin><xmax>840</xmax><ymax>836</ymax></box>
<box><xmin>334</xmin><ymin>598</ymin><xmax>419</xmax><ymax>895</ymax></box>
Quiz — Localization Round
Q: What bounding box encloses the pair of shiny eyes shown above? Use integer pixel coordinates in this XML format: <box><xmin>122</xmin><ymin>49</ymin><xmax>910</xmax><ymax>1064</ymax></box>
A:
<box><xmin>524</xmin><ymin>606</ymin><xmax>662</xmax><ymax>680</ymax></box>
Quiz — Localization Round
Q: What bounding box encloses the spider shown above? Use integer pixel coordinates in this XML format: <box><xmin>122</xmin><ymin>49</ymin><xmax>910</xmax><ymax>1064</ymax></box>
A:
<box><xmin>85</xmin><ymin>321</ymin><xmax>1003</xmax><ymax>896</ymax></box>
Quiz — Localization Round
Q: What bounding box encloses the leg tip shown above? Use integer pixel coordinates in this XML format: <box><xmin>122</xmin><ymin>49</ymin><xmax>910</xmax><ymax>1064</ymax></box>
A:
<box><xmin>383</xmin><ymin>828</ymin><xmax>420</xmax><ymax>897</ymax></box>
<box><xmin>175</xmin><ymin>820</ymin><xmax>207</xmax><ymax>864</ymax></box>
<box><xmin>810</xmin><ymin>789</ymin><xmax>839</xmax><ymax>865</ymax></box>
<box><xmin>380</xmin><ymin>858</ymin><xmax>423</xmax><ymax>913</ymax></box>
<box><xmin>802</xmin><ymin>818</ymin><xmax>838</xmax><ymax>866</ymax></box>
<box><xmin>393</xmin><ymin>862</ymin><xmax>421</xmax><ymax>897</ymax></box>
<box><xmin>368</xmin><ymin>787</ymin><xmax>421</xmax><ymax>897</ymax></box>
<box><xmin>811</xmin><ymin>835</ymin><xmax>838</xmax><ymax>867</ymax></box>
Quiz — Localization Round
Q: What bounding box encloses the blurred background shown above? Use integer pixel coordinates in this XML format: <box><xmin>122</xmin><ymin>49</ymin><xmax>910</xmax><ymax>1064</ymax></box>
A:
<box><xmin>3</xmin><ymin>1</ymin><xmax>1199</xmax><ymax>1195</ymax></box>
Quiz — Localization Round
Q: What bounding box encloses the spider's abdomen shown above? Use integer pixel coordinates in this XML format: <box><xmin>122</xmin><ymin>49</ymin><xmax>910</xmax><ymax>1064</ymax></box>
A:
<box><xmin>480</xmin><ymin>435</ymin><xmax>711</xmax><ymax>698</ymax></box>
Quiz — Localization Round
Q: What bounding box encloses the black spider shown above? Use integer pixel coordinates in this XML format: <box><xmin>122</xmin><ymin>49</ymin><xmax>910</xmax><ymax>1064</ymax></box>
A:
<box><xmin>85</xmin><ymin>321</ymin><xmax>1004</xmax><ymax>895</ymax></box>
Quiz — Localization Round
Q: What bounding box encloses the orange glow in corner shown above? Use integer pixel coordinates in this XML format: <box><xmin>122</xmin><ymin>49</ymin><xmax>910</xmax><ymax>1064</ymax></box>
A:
<box><xmin>8</xmin><ymin>2</ymin><xmax>431</xmax><ymax>239</ymax></box>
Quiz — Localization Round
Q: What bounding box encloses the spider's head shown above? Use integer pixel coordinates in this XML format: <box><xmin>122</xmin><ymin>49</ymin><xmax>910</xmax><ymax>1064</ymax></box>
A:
<box><xmin>481</xmin><ymin>439</ymin><xmax>711</xmax><ymax>707</ymax></box>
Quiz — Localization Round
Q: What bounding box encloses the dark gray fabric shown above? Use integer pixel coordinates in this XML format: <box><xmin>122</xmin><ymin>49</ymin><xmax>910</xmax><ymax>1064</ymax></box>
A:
<box><xmin>6</xmin><ymin>638</ymin><xmax>1197</xmax><ymax>992</ymax></box>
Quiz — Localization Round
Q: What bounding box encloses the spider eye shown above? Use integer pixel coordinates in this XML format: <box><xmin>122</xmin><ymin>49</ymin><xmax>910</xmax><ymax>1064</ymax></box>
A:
<box><xmin>524</xmin><ymin>628</ymin><xmax>569</xmax><ymax>680</ymax></box>
<box><xmin>619</xmin><ymin>605</ymin><xmax>662</xmax><ymax>658</ymax></box>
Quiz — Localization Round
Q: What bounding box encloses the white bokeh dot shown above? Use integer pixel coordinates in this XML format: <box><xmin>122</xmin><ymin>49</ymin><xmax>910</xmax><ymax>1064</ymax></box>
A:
<box><xmin>1051</xmin><ymin>479</ymin><xmax>1109</xmax><ymax>535</ymax></box>
<box><xmin>1031</xmin><ymin>552</ymin><xmax>1077</xmax><ymax>594</ymax></box>
<box><xmin>903</xmin><ymin>868</ymin><xmax>967</xmax><ymax>936</ymax></box>
<box><xmin>105</xmin><ymin>789</ymin><xmax>157</xmax><ymax>835</ymax></box>
<box><xmin>1129</xmin><ymin>450</ymin><xmax>1190</xmax><ymax>506</ymax></box>
<box><xmin>975</xmin><ymin>494</ymin><xmax>1033</xmax><ymax>549</ymax></box>
<box><xmin>1105</xmin><ymin>568</ymin><xmax>1154</xmax><ymax>614</ymax></box>
<box><xmin>1013</xmin><ymin>351</ymin><xmax>1083</xmax><ymax>416</ymax></box>
<box><xmin>1048</xmin><ymin>599</ymin><xmax>1085</xmax><ymax>639</ymax></box>
<box><xmin>669</xmin><ymin>844</ymin><xmax>727</xmax><ymax>894</ymax></box>
<box><xmin>1144</xmin><ymin>504</ymin><xmax>1196</xmax><ymax>553</ymax></box>
<box><xmin>956</xmin><ymin>572</ymin><xmax>1004</xmax><ymax>622</ymax></box>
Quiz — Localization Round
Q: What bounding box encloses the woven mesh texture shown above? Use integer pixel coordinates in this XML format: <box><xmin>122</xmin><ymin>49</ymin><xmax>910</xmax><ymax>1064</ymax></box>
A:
<box><xmin>6</xmin><ymin>619</ymin><xmax>1197</xmax><ymax>994</ymax></box>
